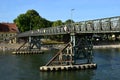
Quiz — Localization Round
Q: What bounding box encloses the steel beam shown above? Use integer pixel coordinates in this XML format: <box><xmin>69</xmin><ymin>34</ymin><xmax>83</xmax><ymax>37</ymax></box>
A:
<box><xmin>28</xmin><ymin>36</ymin><xmax>41</xmax><ymax>50</ymax></box>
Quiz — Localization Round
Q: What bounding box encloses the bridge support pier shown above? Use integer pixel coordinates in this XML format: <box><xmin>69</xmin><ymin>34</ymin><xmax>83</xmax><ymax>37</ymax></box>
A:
<box><xmin>74</xmin><ymin>34</ymin><xmax>93</xmax><ymax>64</ymax></box>
<box><xmin>40</xmin><ymin>33</ymin><xmax>96</xmax><ymax>71</ymax></box>
<box><xmin>71</xmin><ymin>33</ymin><xmax>93</xmax><ymax>64</ymax></box>
<box><xmin>28</xmin><ymin>36</ymin><xmax>41</xmax><ymax>50</ymax></box>
<box><xmin>12</xmin><ymin>36</ymin><xmax>43</xmax><ymax>54</ymax></box>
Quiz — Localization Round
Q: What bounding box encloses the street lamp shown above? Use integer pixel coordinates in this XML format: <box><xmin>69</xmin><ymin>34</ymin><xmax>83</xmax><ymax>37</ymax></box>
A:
<box><xmin>71</xmin><ymin>9</ymin><xmax>75</xmax><ymax>24</ymax></box>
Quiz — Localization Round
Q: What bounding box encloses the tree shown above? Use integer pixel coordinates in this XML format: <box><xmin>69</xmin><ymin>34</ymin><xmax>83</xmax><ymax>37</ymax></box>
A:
<box><xmin>14</xmin><ymin>9</ymin><xmax>52</xmax><ymax>32</ymax></box>
<box><xmin>50</xmin><ymin>20</ymin><xmax>63</xmax><ymax>41</ymax></box>
<box><xmin>52</xmin><ymin>20</ymin><xmax>63</xmax><ymax>27</ymax></box>
<box><xmin>14</xmin><ymin>14</ymin><xmax>29</xmax><ymax>32</ymax></box>
<box><xmin>64</xmin><ymin>19</ymin><xmax>74</xmax><ymax>24</ymax></box>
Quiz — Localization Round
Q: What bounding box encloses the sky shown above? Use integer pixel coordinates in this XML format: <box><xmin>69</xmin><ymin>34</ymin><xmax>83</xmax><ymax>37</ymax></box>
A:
<box><xmin>0</xmin><ymin>0</ymin><xmax>120</xmax><ymax>23</ymax></box>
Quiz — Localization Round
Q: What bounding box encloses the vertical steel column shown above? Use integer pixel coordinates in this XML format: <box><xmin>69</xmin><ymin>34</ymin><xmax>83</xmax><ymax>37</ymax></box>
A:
<box><xmin>70</xmin><ymin>33</ymin><xmax>75</xmax><ymax>46</ymax></box>
<box><xmin>28</xmin><ymin>36</ymin><xmax>32</xmax><ymax>51</ymax></box>
<box><xmin>70</xmin><ymin>33</ymin><xmax>76</xmax><ymax>64</ymax></box>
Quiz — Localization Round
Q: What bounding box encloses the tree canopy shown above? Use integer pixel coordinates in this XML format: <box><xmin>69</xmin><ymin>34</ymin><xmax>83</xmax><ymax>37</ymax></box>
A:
<box><xmin>14</xmin><ymin>9</ymin><xmax>52</xmax><ymax>32</ymax></box>
<box><xmin>52</xmin><ymin>20</ymin><xmax>63</xmax><ymax>27</ymax></box>
<box><xmin>65</xmin><ymin>19</ymin><xmax>74</xmax><ymax>24</ymax></box>
<box><xmin>14</xmin><ymin>9</ymin><xmax>75</xmax><ymax>33</ymax></box>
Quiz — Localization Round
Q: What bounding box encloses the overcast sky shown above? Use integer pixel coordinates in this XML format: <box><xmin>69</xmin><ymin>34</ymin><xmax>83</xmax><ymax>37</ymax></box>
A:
<box><xmin>0</xmin><ymin>0</ymin><xmax>120</xmax><ymax>22</ymax></box>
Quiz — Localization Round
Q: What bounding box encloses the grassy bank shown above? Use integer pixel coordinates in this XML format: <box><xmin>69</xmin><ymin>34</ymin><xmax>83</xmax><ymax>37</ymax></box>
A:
<box><xmin>42</xmin><ymin>39</ymin><xmax>64</xmax><ymax>45</ymax></box>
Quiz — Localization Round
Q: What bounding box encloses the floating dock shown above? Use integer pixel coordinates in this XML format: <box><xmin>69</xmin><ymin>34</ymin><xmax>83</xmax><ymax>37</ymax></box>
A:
<box><xmin>12</xmin><ymin>50</ymin><xmax>44</xmax><ymax>54</ymax></box>
<box><xmin>40</xmin><ymin>63</ymin><xmax>97</xmax><ymax>71</ymax></box>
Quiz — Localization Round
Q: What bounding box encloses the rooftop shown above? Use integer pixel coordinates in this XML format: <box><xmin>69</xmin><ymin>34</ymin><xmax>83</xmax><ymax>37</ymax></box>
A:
<box><xmin>0</xmin><ymin>23</ymin><xmax>19</xmax><ymax>33</ymax></box>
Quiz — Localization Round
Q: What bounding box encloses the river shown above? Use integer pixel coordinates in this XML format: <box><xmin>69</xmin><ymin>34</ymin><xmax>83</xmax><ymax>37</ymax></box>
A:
<box><xmin>0</xmin><ymin>48</ymin><xmax>120</xmax><ymax>80</ymax></box>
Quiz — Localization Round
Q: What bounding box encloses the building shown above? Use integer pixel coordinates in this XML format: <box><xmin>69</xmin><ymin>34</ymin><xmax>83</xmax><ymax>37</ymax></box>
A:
<box><xmin>0</xmin><ymin>23</ymin><xmax>19</xmax><ymax>43</ymax></box>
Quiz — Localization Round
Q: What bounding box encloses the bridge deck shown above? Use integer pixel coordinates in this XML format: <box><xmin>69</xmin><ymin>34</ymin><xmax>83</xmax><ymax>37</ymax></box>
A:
<box><xmin>17</xmin><ymin>16</ymin><xmax>120</xmax><ymax>37</ymax></box>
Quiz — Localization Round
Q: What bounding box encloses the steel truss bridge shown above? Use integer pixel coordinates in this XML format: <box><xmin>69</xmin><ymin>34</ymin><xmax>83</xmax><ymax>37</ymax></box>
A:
<box><xmin>16</xmin><ymin>16</ymin><xmax>120</xmax><ymax>71</ymax></box>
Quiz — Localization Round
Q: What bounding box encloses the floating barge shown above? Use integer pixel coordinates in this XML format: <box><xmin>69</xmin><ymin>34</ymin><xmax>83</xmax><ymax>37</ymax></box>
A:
<box><xmin>40</xmin><ymin>63</ymin><xmax>97</xmax><ymax>71</ymax></box>
<box><xmin>12</xmin><ymin>50</ymin><xmax>44</xmax><ymax>54</ymax></box>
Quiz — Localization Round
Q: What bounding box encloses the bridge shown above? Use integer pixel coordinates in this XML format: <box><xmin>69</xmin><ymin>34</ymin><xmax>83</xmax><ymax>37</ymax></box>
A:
<box><xmin>18</xmin><ymin>16</ymin><xmax>120</xmax><ymax>37</ymax></box>
<box><xmin>15</xmin><ymin>16</ymin><xmax>120</xmax><ymax>71</ymax></box>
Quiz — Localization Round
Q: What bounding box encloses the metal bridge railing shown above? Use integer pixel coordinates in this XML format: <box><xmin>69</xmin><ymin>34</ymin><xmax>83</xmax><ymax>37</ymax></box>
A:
<box><xmin>17</xmin><ymin>16</ymin><xmax>120</xmax><ymax>37</ymax></box>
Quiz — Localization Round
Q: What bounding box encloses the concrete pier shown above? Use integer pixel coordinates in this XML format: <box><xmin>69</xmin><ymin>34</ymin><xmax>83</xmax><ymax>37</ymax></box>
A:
<box><xmin>12</xmin><ymin>50</ymin><xmax>44</xmax><ymax>55</ymax></box>
<box><xmin>40</xmin><ymin>63</ymin><xmax>97</xmax><ymax>71</ymax></box>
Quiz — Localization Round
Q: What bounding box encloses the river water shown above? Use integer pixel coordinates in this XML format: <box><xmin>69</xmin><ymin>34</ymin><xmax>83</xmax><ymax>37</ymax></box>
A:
<box><xmin>0</xmin><ymin>48</ymin><xmax>120</xmax><ymax>80</ymax></box>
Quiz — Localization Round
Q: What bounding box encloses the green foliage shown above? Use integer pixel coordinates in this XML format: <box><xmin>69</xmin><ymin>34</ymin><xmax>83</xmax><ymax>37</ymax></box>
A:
<box><xmin>14</xmin><ymin>9</ymin><xmax>52</xmax><ymax>32</ymax></box>
<box><xmin>52</xmin><ymin>20</ymin><xmax>63</xmax><ymax>27</ymax></box>
<box><xmin>14</xmin><ymin>14</ymin><xmax>29</xmax><ymax>32</ymax></box>
<box><xmin>65</xmin><ymin>19</ymin><xmax>74</xmax><ymax>24</ymax></box>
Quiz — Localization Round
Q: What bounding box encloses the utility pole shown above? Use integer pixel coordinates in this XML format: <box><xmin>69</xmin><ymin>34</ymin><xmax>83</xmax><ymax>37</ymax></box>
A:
<box><xmin>71</xmin><ymin>9</ymin><xmax>75</xmax><ymax>24</ymax></box>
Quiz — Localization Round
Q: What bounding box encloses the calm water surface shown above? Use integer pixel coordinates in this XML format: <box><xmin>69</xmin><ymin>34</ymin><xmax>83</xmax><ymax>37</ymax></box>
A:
<box><xmin>0</xmin><ymin>48</ymin><xmax>120</xmax><ymax>80</ymax></box>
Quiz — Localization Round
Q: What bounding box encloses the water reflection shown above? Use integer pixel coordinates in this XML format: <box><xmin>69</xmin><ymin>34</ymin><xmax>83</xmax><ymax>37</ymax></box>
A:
<box><xmin>40</xmin><ymin>70</ymin><xmax>95</xmax><ymax>80</ymax></box>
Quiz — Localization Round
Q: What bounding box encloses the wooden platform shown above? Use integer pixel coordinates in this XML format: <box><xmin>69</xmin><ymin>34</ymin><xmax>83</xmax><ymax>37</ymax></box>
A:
<box><xmin>12</xmin><ymin>50</ymin><xmax>44</xmax><ymax>54</ymax></box>
<box><xmin>40</xmin><ymin>63</ymin><xmax>97</xmax><ymax>71</ymax></box>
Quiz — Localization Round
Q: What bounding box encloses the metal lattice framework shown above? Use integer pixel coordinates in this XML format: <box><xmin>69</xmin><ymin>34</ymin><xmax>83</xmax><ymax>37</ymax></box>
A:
<box><xmin>74</xmin><ymin>35</ymin><xmax>93</xmax><ymax>64</ymax></box>
<box><xmin>45</xmin><ymin>42</ymin><xmax>74</xmax><ymax>66</ymax></box>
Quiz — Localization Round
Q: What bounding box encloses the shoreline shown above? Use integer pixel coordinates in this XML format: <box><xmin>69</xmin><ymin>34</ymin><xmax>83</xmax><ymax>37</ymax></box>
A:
<box><xmin>0</xmin><ymin>43</ymin><xmax>120</xmax><ymax>51</ymax></box>
<box><xmin>93</xmin><ymin>44</ymin><xmax>120</xmax><ymax>49</ymax></box>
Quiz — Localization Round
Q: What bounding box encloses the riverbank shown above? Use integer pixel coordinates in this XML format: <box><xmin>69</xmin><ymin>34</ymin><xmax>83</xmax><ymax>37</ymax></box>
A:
<box><xmin>0</xmin><ymin>43</ymin><xmax>22</xmax><ymax>51</ymax></box>
<box><xmin>0</xmin><ymin>43</ymin><xmax>51</xmax><ymax>51</ymax></box>
<box><xmin>0</xmin><ymin>43</ymin><xmax>120</xmax><ymax>51</ymax></box>
<box><xmin>93</xmin><ymin>44</ymin><xmax>120</xmax><ymax>49</ymax></box>
<box><xmin>0</xmin><ymin>43</ymin><xmax>62</xmax><ymax>51</ymax></box>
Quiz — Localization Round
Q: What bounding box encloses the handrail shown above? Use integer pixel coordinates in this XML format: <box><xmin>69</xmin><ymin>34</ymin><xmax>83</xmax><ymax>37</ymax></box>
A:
<box><xmin>17</xmin><ymin>16</ymin><xmax>120</xmax><ymax>37</ymax></box>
